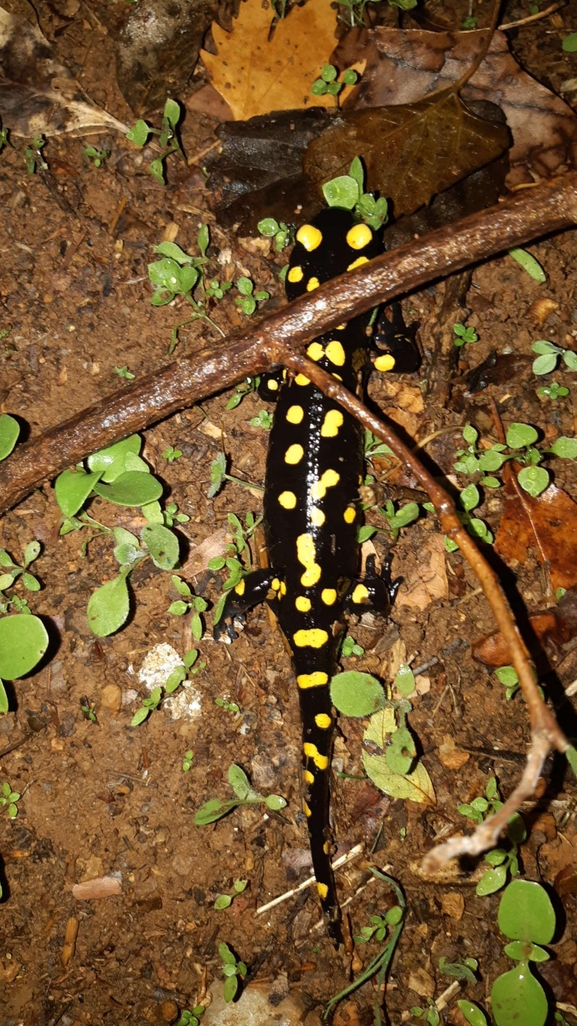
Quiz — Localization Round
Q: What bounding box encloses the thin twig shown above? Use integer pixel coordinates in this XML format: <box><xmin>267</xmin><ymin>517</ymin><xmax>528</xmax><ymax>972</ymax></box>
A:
<box><xmin>255</xmin><ymin>842</ymin><xmax>363</xmax><ymax>915</ymax></box>
<box><xmin>499</xmin><ymin>0</ymin><xmax>566</xmax><ymax>30</ymax></box>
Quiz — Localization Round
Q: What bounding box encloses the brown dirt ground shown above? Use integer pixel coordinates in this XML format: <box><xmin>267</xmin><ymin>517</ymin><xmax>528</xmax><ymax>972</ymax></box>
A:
<box><xmin>1</xmin><ymin>2</ymin><xmax>577</xmax><ymax>1025</ymax></box>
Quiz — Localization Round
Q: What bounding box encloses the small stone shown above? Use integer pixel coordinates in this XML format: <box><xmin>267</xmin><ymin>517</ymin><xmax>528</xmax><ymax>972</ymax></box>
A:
<box><xmin>101</xmin><ymin>683</ymin><xmax>122</xmax><ymax>713</ymax></box>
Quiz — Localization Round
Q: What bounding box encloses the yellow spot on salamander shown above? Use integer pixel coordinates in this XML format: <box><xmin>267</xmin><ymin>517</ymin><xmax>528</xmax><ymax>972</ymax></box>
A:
<box><xmin>307</xmin><ymin>341</ymin><xmax>324</xmax><ymax>361</ymax></box>
<box><xmin>310</xmin><ymin>506</ymin><xmax>325</xmax><ymax>527</ymax></box>
<box><xmin>271</xmin><ymin>578</ymin><xmax>281</xmax><ymax>590</ymax></box>
<box><xmin>295</xmin><ymin>373</ymin><xmax>310</xmax><ymax>386</ymax></box>
<box><xmin>311</xmin><ymin>468</ymin><xmax>340</xmax><ymax>501</ymax></box>
<box><xmin>303</xmin><ymin>800</ymin><xmax>312</xmax><ymax>817</ymax></box>
<box><xmin>323</xmin><ymin>841</ymin><xmax>331</xmax><ymax>854</ymax></box>
<box><xmin>288</xmin><ymin>265</ymin><xmax>304</xmax><ymax>283</ymax></box>
<box><xmin>315</xmin><ymin>713</ymin><xmax>332</xmax><ymax>729</ymax></box>
<box><xmin>336</xmin><ymin>322</ymin><xmax>347</xmax><ymax>330</ymax></box>
<box><xmin>293</xmin><ymin>628</ymin><xmax>329</xmax><ymax>648</ymax></box>
<box><xmin>297</xmin><ymin>532</ymin><xmax>321</xmax><ymax>587</ymax></box>
<box><xmin>321</xmin><ymin>588</ymin><xmax>337</xmax><ymax>605</ymax></box>
<box><xmin>285</xmin><ymin>443</ymin><xmax>304</xmax><ymax>464</ymax></box>
<box><xmin>286</xmin><ymin>405</ymin><xmax>304</xmax><ymax>424</ymax></box>
<box><xmin>280</xmin><ymin>581</ymin><xmax>287</xmax><ymax>596</ymax></box>
<box><xmin>320</xmin><ymin>409</ymin><xmax>344</xmax><ymax>437</ymax></box>
<box><xmin>296</xmin><ymin>224</ymin><xmax>323</xmax><ymax>251</ymax></box>
<box><xmin>278</xmin><ymin>490</ymin><xmax>297</xmax><ymax>509</ymax></box>
<box><xmin>352</xmin><ymin>583</ymin><xmax>370</xmax><ymax>604</ymax></box>
<box><xmin>317</xmin><ymin>882</ymin><xmax>329</xmax><ymax>899</ymax></box>
<box><xmin>297</xmin><ymin>671</ymin><xmax>329</xmax><ymax>689</ymax></box>
<box><xmin>234</xmin><ymin>579</ymin><xmax>245</xmax><ymax>596</ymax></box>
<box><xmin>374</xmin><ymin>353</ymin><xmax>396</xmax><ymax>372</ymax></box>
<box><xmin>347</xmin><ymin>255</ymin><xmax>369</xmax><ymax>272</ymax></box>
<box><xmin>343</xmin><ymin>506</ymin><xmax>356</xmax><ymax>524</ymax></box>
<box><xmin>306</xmin><ymin>277</ymin><xmax>320</xmax><ymax>292</ymax></box>
<box><xmin>267</xmin><ymin>378</ymin><xmax>279</xmax><ymax>391</ymax></box>
<box><xmin>303</xmin><ymin>769</ymin><xmax>315</xmax><ymax>785</ymax></box>
<box><xmin>346</xmin><ymin>223</ymin><xmax>373</xmax><ymax>250</ymax></box>
<box><xmin>325</xmin><ymin>340</ymin><xmax>345</xmax><ymax>367</ymax></box>
<box><xmin>303</xmin><ymin>742</ymin><xmax>329</xmax><ymax>770</ymax></box>
<box><xmin>295</xmin><ymin>595</ymin><xmax>311</xmax><ymax>613</ymax></box>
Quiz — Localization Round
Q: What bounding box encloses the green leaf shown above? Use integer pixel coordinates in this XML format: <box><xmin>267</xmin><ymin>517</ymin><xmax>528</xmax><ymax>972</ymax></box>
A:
<box><xmin>348</xmin><ymin>156</ymin><xmax>364</xmax><ymax>191</ymax></box>
<box><xmin>236</xmin><ymin>276</ymin><xmax>253</xmax><ymax>297</ymax></box>
<box><xmin>457</xmin><ymin>1000</ymin><xmax>488</xmax><ymax>1026</ymax></box>
<box><xmin>476</xmin><ymin>864</ymin><xmax>508</xmax><ymax>896</ymax></box>
<box><xmin>508</xmin><ymin>248</ymin><xmax>547</xmax><ymax>282</ymax></box>
<box><xmin>503</xmin><ymin>941</ymin><xmax>549</xmax><ymax>962</ymax></box>
<box><xmin>54</xmin><ymin>468</ymin><xmax>104</xmax><ymax>517</ymax></box>
<box><xmin>460</xmin><ymin>484</ymin><xmax>479</xmax><ymax>512</ymax></box>
<box><xmin>194</xmin><ymin>798</ymin><xmax>234</xmax><ymax>825</ymax></box>
<box><xmin>87</xmin><ymin>572</ymin><xmax>130</xmax><ymax>636</ymax></box>
<box><xmin>322</xmin><ymin>175</ymin><xmax>359</xmax><ymax>210</ymax></box>
<box><xmin>394</xmin><ymin>664</ymin><xmax>415</xmax><ymax>697</ymax></box>
<box><xmin>0</xmin><ymin>614</ymin><xmax>49</xmax><ymax>678</ymax></box>
<box><xmin>163</xmin><ymin>97</ymin><xmax>180</xmax><ymax>127</ymax></box>
<box><xmin>563</xmin><ymin>350</ymin><xmax>577</xmax><ymax>371</ymax></box>
<box><xmin>562</xmin><ymin>32</ymin><xmax>577</xmax><ymax>52</ymax></box>
<box><xmin>234</xmin><ymin>878</ymin><xmax>248</xmax><ymax>893</ymax></box>
<box><xmin>228</xmin><ymin>764</ymin><xmax>251</xmax><ymax>800</ymax></box>
<box><xmin>168</xmin><ymin>600</ymin><xmax>189</xmax><ymax>616</ymax></box>
<box><xmin>0</xmin><ymin>415</ymin><xmax>20</xmax><ymax>461</ymax></box>
<box><xmin>87</xmin><ymin>435</ymin><xmax>142</xmax><ymax>481</ymax></box>
<box><xmin>506</xmin><ymin>423</ymin><xmax>539</xmax><ymax>449</ymax></box>
<box><xmin>258</xmin><ymin>217</ymin><xmax>280</xmax><ymax>237</ymax></box>
<box><xmin>130</xmin><ymin>706</ymin><xmax>151</xmax><ymax>727</ymax></box>
<box><xmin>330</xmin><ymin>671</ymin><xmax>385</xmax><ymax>717</ymax></box>
<box><xmin>550</xmin><ymin>436</ymin><xmax>577</xmax><ymax>459</ymax></box>
<box><xmin>223</xmin><ymin>975</ymin><xmax>238</xmax><ymax>1003</ymax></box>
<box><xmin>214</xmin><ymin>894</ymin><xmax>232</xmax><ymax>910</ymax></box>
<box><xmin>0</xmin><ymin>679</ymin><xmax>9</xmax><ymax>714</ymax></box>
<box><xmin>362</xmin><ymin>749</ymin><xmax>435</xmax><ymax>803</ymax></box>
<box><xmin>264</xmin><ymin>793</ymin><xmax>287</xmax><ymax>810</ymax></box>
<box><xmin>517</xmin><ymin>466</ymin><xmax>549</xmax><ymax>497</ymax></box>
<box><xmin>93</xmin><ymin>472</ymin><xmax>163</xmax><ymax>507</ymax></box>
<box><xmin>126</xmin><ymin>119</ymin><xmax>150</xmax><ymax>146</ymax></box>
<box><xmin>385</xmin><ymin>727</ymin><xmax>416</xmax><ymax>775</ymax></box>
<box><xmin>478</xmin><ymin>450</ymin><xmax>508</xmax><ymax>472</ymax></box>
<box><xmin>21</xmin><ymin>573</ymin><xmax>40</xmax><ymax>592</ymax></box>
<box><xmin>154</xmin><ymin>242</ymin><xmax>193</xmax><ymax>263</ymax></box>
<box><xmin>532</xmin><ymin>353</ymin><xmax>558</xmax><ymax>375</ymax></box>
<box><xmin>498</xmin><ymin>880</ymin><xmax>556</xmax><ymax>943</ymax></box>
<box><xmin>141</xmin><ymin>524</ymin><xmax>179</xmax><ymax>570</ymax></box>
<box><xmin>219</xmin><ymin>942</ymin><xmax>237</xmax><ymax>965</ymax></box>
<box><xmin>165</xmin><ymin>665</ymin><xmax>186</xmax><ymax>694</ymax></box>
<box><xmin>491</xmin><ymin>963</ymin><xmax>548</xmax><ymax>1026</ymax></box>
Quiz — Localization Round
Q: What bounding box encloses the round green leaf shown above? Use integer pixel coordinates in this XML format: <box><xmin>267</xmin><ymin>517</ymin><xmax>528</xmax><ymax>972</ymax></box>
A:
<box><xmin>394</xmin><ymin>664</ymin><xmax>415</xmax><ymax>697</ymax></box>
<box><xmin>563</xmin><ymin>350</ymin><xmax>577</xmax><ymax>371</ymax></box>
<box><xmin>55</xmin><ymin>468</ymin><xmax>103</xmax><ymax>517</ymax></box>
<box><xmin>0</xmin><ymin>415</ymin><xmax>20</xmax><ymax>461</ymax></box>
<box><xmin>87</xmin><ymin>435</ymin><xmax>142</xmax><ymax>481</ymax></box>
<box><xmin>506</xmin><ymin>423</ymin><xmax>539</xmax><ymax>449</ymax></box>
<box><xmin>532</xmin><ymin>353</ymin><xmax>558</xmax><ymax>375</ymax></box>
<box><xmin>562</xmin><ymin>32</ymin><xmax>577</xmax><ymax>52</ymax></box>
<box><xmin>460</xmin><ymin>484</ymin><xmax>479</xmax><ymax>512</ymax></box>
<box><xmin>141</xmin><ymin>524</ymin><xmax>180</xmax><ymax>570</ymax></box>
<box><xmin>228</xmin><ymin>764</ymin><xmax>251</xmax><ymax>800</ymax></box>
<box><xmin>322</xmin><ymin>175</ymin><xmax>359</xmax><ymax>210</ymax></box>
<box><xmin>503</xmin><ymin>941</ymin><xmax>549</xmax><ymax>963</ymax></box>
<box><xmin>0</xmin><ymin>615</ymin><xmax>49</xmax><ymax>679</ymax></box>
<box><xmin>131</xmin><ymin>706</ymin><xmax>150</xmax><ymax>727</ymax></box>
<box><xmin>330</xmin><ymin>671</ymin><xmax>385</xmax><ymax>717</ymax></box>
<box><xmin>264</xmin><ymin>794</ymin><xmax>287</xmax><ymax>811</ymax></box>
<box><xmin>87</xmin><ymin>574</ymin><xmax>130</xmax><ymax>636</ymax></box>
<box><xmin>257</xmin><ymin>217</ymin><xmax>279</xmax><ymax>237</ymax></box>
<box><xmin>214</xmin><ymin>894</ymin><xmax>232</xmax><ymax>910</ymax></box>
<box><xmin>92</xmin><ymin>472</ymin><xmax>163</xmax><ymax>507</ymax></box>
<box><xmin>457</xmin><ymin>1000</ymin><xmax>488</xmax><ymax>1026</ymax></box>
<box><xmin>476</xmin><ymin>864</ymin><xmax>508</xmax><ymax>896</ymax></box>
<box><xmin>498</xmin><ymin>880</ymin><xmax>556</xmax><ymax>943</ymax></box>
<box><xmin>517</xmin><ymin>466</ymin><xmax>549</xmax><ymax>497</ymax></box>
<box><xmin>550</xmin><ymin>436</ymin><xmax>577</xmax><ymax>459</ymax></box>
<box><xmin>491</xmin><ymin>963</ymin><xmax>548</xmax><ymax>1026</ymax></box>
<box><xmin>223</xmin><ymin>975</ymin><xmax>238</xmax><ymax>1003</ymax></box>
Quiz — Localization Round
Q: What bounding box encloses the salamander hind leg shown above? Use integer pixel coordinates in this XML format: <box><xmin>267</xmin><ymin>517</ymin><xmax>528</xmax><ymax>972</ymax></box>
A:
<box><xmin>213</xmin><ymin>569</ymin><xmax>284</xmax><ymax>642</ymax></box>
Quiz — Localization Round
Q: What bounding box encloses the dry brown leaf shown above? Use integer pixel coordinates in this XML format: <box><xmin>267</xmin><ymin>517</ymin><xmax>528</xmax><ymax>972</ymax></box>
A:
<box><xmin>200</xmin><ymin>0</ymin><xmax>356</xmax><ymax>121</ymax></box>
<box><xmin>0</xmin><ymin>7</ymin><xmax>128</xmax><ymax>137</ymax></box>
<box><xmin>396</xmin><ymin>533</ymin><xmax>448</xmax><ymax>611</ymax></box>
<box><xmin>72</xmin><ymin>875</ymin><xmax>122</xmax><ymax>900</ymax></box>
<box><xmin>494</xmin><ymin>477</ymin><xmax>577</xmax><ymax>593</ymax></box>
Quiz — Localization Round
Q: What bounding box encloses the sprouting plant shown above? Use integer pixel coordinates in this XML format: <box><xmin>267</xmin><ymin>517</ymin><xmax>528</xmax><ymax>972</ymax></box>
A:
<box><xmin>207</xmin><ymin>452</ymin><xmax>263</xmax><ymax>499</ymax></box>
<box><xmin>25</xmin><ymin>135</ymin><xmax>48</xmax><ymax>174</ymax></box>
<box><xmin>162</xmin><ymin>445</ymin><xmax>183</xmax><ymax>462</ymax></box>
<box><xmin>0</xmin><ymin>414</ymin><xmax>20</xmax><ymax>461</ymax></box>
<box><xmin>537</xmin><ymin>380</ymin><xmax>568</xmax><ymax>401</ymax></box>
<box><xmin>323</xmin><ymin>156</ymin><xmax>389</xmax><ymax>230</ymax></box>
<box><xmin>531</xmin><ymin>339</ymin><xmax>577</xmax><ymax>375</ymax></box>
<box><xmin>218</xmin><ymin>942</ymin><xmax>247</xmax><ymax>1003</ymax></box>
<box><xmin>375</xmin><ymin>499</ymin><xmax>420</xmax><ymax>542</ymax></box>
<box><xmin>248</xmin><ymin>409</ymin><xmax>274</xmax><ymax>430</ymax></box>
<box><xmin>215</xmin><ymin>696</ymin><xmax>240</xmax><ymax>714</ymax></box>
<box><xmin>0</xmin><ymin>542</ymin><xmax>42</xmax><ymax>602</ymax></box>
<box><xmin>458</xmin><ymin>777</ymin><xmax>527</xmax><ymax>896</ymax></box>
<box><xmin>114</xmin><ymin>365</ymin><xmax>136</xmax><ymax>380</ymax></box>
<box><xmin>355</xmin><ymin>907</ymin><xmax>403</xmax><ymax>945</ymax></box>
<box><xmin>337</xmin><ymin>0</ymin><xmax>416</xmax><ymax>29</ymax></box>
<box><xmin>438</xmin><ymin>955</ymin><xmax>479</xmax><ymax>982</ymax></box>
<box><xmin>257</xmin><ymin>217</ymin><xmax>292</xmax><ymax>252</ymax></box>
<box><xmin>365</xmin><ymin>429</ymin><xmax>395</xmax><ymax>463</ymax></box>
<box><xmin>508</xmin><ymin>247</ymin><xmax>546</xmax><ymax>282</ymax></box>
<box><xmin>126</xmin><ymin>98</ymin><xmax>184</xmax><ymax>184</ymax></box>
<box><xmin>210</xmin><ymin>512</ymin><xmax>263</xmax><ymax>625</ymax></box>
<box><xmin>462</xmin><ymin>14</ymin><xmax>479</xmax><ymax>27</ymax></box>
<box><xmin>410</xmin><ymin>1001</ymin><xmax>440</xmax><ymax>1025</ymax></box>
<box><xmin>131</xmin><ymin>646</ymin><xmax>205</xmax><ymax>726</ymax></box>
<box><xmin>341</xmin><ymin>635</ymin><xmax>365</xmax><ymax>658</ymax></box>
<box><xmin>235</xmin><ymin>276</ymin><xmax>270</xmax><ymax>316</ymax></box>
<box><xmin>80</xmin><ymin>696</ymin><xmax>98</xmax><ymax>724</ymax></box>
<box><xmin>424</xmin><ymin>484</ymin><xmax>493</xmax><ymax>551</ymax></box>
<box><xmin>458</xmin><ymin>880</ymin><xmax>557</xmax><ymax>1026</ymax></box>
<box><xmin>168</xmin><ymin>577</ymin><xmax>208</xmax><ymax>641</ymax></box>
<box><xmin>0</xmin><ymin>781</ymin><xmax>21</xmax><ymax>818</ymax></box>
<box><xmin>214</xmin><ymin>878</ymin><xmax>248</xmax><ymax>910</ymax></box>
<box><xmin>226</xmin><ymin>377</ymin><xmax>260</xmax><ymax>411</ymax></box>
<box><xmin>453</xmin><ymin>322</ymin><xmax>479</xmax><ymax>347</ymax></box>
<box><xmin>454</xmin><ymin>421</ymin><xmax>577</xmax><ymax>499</ymax></box>
<box><xmin>182</xmin><ymin>749</ymin><xmax>194</xmax><ymax>772</ymax></box>
<box><xmin>311</xmin><ymin>64</ymin><xmax>359</xmax><ymax>107</ymax></box>
<box><xmin>84</xmin><ymin>146</ymin><xmax>110</xmax><ymax>168</ymax></box>
<box><xmin>176</xmin><ymin>1008</ymin><xmax>205</xmax><ymax>1026</ymax></box>
<box><xmin>194</xmin><ymin>764</ymin><xmax>286</xmax><ymax>825</ymax></box>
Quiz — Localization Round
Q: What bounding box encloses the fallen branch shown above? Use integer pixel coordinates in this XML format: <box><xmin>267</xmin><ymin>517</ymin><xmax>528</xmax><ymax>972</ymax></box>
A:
<box><xmin>1</xmin><ymin>172</ymin><xmax>577</xmax><ymax>515</ymax></box>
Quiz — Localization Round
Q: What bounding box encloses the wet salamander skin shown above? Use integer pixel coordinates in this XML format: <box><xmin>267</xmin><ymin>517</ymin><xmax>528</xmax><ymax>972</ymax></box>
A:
<box><xmin>219</xmin><ymin>207</ymin><xmax>392</xmax><ymax>943</ymax></box>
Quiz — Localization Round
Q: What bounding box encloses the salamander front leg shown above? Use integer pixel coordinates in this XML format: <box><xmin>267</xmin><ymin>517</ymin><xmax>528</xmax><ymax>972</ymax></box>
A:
<box><xmin>214</xmin><ymin>569</ymin><xmax>284</xmax><ymax>642</ymax></box>
<box><xmin>345</xmin><ymin>553</ymin><xmax>400</xmax><ymax>618</ymax></box>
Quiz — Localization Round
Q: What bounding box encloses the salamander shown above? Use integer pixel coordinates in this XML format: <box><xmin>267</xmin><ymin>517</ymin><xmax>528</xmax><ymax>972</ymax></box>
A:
<box><xmin>216</xmin><ymin>206</ymin><xmax>417</xmax><ymax>944</ymax></box>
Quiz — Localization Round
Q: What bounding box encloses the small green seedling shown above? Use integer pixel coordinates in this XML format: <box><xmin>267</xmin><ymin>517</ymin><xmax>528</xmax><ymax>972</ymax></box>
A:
<box><xmin>341</xmin><ymin>635</ymin><xmax>365</xmax><ymax>658</ymax></box>
<box><xmin>311</xmin><ymin>64</ymin><xmax>359</xmax><ymax>107</ymax></box>
<box><xmin>257</xmin><ymin>217</ymin><xmax>292</xmax><ymax>252</ymax></box>
<box><xmin>126</xmin><ymin>98</ymin><xmax>184</xmax><ymax>184</ymax></box>
<box><xmin>194</xmin><ymin>764</ymin><xmax>286</xmax><ymax>825</ymax></box>
<box><xmin>563</xmin><ymin>32</ymin><xmax>577</xmax><ymax>51</ymax></box>
<box><xmin>207</xmin><ymin>453</ymin><xmax>262</xmax><ymax>499</ymax></box>
<box><xmin>355</xmin><ymin>907</ymin><xmax>403</xmax><ymax>945</ymax></box>
<box><xmin>131</xmin><ymin>648</ymin><xmax>204</xmax><ymax>727</ymax></box>
<box><xmin>508</xmin><ymin>247</ymin><xmax>546</xmax><ymax>282</ymax></box>
<box><xmin>0</xmin><ymin>125</ymin><xmax>8</xmax><ymax>153</ymax></box>
<box><xmin>323</xmin><ymin>156</ymin><xmax>389</xmax><ymax>230</ymax></box>
<box><xmin>337</xmin><ymin>0</ymin><xmax>416</xmax><ymax>28</ymax></box>
<box><xmin>168</xmin><ymin>577</ymin><xmax>208</xmax><ymax>641</ymax></box>
<box><xmin>427</xmin><ymin>483</ymin><xmax>493</xmax><ymax>551</ymax></box>
<box><xmin>438</xmin><ymin>955</ymin><xmax>479</xmax><ymax>983</ymax></box>
<box><xmin>114</xmin><ymin>365</ymin><xmax>136</xmax><ymax>380</ymax></box>
<box><xmin>176</xmin><ymin>1006</ymin><xmax>205</xmax><ymax>1026</ymax></box>
<box><xmin>376</xmin><ymin>499</ymin><xmax>420</xmax><ymax>542</ymax></box>
<box><xmin>531</xmin><ymin>339</ymin><xmax>577</xmax><ymax>375</ymax></box>
<box><xmin>80</xmin><ymin>696</ymin><xmax>98</xmax><ymax>724</ymax></box>
<box><xmin>210</xmin><ymin>512</ymin><xmax>263</xmax><ymax>625</ymax></box>
<box><xmin>235</xmin><ymin>276</ymin><xmax>270</xmax><ymax>316</ymax></box>
<box><xmin>537</xmin><ymin>380</ymin><xmax>568</xmax><ymax>401</ymax></box>
<box><xmin>214</xmin><ymin>878</ymin><xmax>248</xmax><ymax>910</ymax></box>
<box><xmin>249</xmin><ymin>409</ymin><xmax>273</xmax><ymax>430</ymax></box>
<box><xmin>458</xmin><ymin>777</ymin><xmax>527</xmax><ymax>896</ymax></box>
<box><xmin>0</xmin><ymin>781</ymin><xmax>21</xmax><ymax>818</ymax></box>
<box><xmin>215</xmin><ymin>696</ymin><xmax>240</xmax><ymax>714</ymax></box>
<box><xmin>0</xmin><ymin>414</ymin><xmax>20</xmax><ymax>461</ymax></box>
<box><xmin>365</xmin><ymin>429</ymin><xmax>395</xmax><ymax>463</ymax></box>
<box><xmin>410</xmin><ymin>1002</ymin><xmax>440</xmax><ymax>1025</ymax></box>
<box><xmin>162</xmin><ymin>446</ymin><xmax>183</xmax><ymax>462</ymax></box>
<box><xmin>84</xmin><ymin>146</ymin><xmax>110</xmax><ymax>168</ymax></box>
<box><xmin>453</xmin><ymin>322</ymin><xmax>479</xmax><ymax>347</ymax></box>
<box><xmin>25</xmin><ymin>135</ymin><xmax>48</xmax><ymax>174</ymax></box>
<box><xmin>462</xmin><ymin>14</ymin><xmax>479</xmax><ymax>27</ymax></box>
<box><xmin>182</xmin><ymin>749</ymin><xmax>194</xmax><ymax>772</ymax></box>
<box><xmin>226</xmin><ymin>377</ymin><xmax>260</xmax><ymax>411</ymax></box>
<box><xmin>0</xmin><ymin>542</ymin><xmax>42</xmax><ymax>600</ymax></box>
<box><xmin>219</xmin><ymin>942</ymin><xmax>247</xmax><ymax>1003</ymax></box>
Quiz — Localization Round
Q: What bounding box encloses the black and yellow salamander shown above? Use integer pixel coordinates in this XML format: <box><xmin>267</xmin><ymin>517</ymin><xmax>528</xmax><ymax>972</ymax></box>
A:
<box><xmin>216</xmin><ymin>206</ymin><xmax>416</xmax><ymax>944</ymax></box>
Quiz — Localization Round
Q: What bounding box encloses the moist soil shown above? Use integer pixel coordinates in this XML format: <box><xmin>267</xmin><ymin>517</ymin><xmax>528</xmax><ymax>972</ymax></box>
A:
<box><xmin>1</xmin><ymin>2</ymin><xmax>576</xmax><ymax>1024</ymax></box>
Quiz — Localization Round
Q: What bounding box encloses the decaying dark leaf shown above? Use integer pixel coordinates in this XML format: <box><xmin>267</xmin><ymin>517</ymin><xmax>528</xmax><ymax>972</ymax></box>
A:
<box><xmin>335</xmin><ymin>28</ymin><xmax>577</xmax><ymax>183</ymax></box>
<box><xmin>494</xmin><ymin>475</ymin><xmax>577</xmax><ymax>594</ymax></box>
<box><xmin>464</xmin><ymin>351</ymin><xmax>532</xmax><ymax>394</ymax></box>
<box><xmin>304</xmin><ymin>91</ymin><xmax>509</xmax><ymax>218</ymax></box>
<box><xmin>0</xmin><ymin>6</ymin><xmax>128</xmax><ymax>137</ymax></box>
<box><xmin>472</xmin><ymin>585</ymin><xmax>577</xmax><ymax>667</ymax></box>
